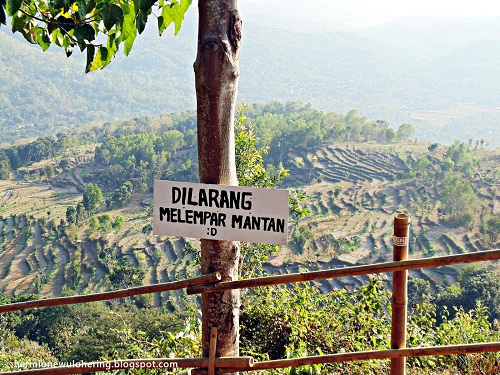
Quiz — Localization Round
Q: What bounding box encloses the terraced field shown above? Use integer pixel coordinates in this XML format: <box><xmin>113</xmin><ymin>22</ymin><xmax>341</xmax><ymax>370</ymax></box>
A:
<box><xmin>276</xmin><ymin>142</ymin><xmax>499</xmax><ymax>292</ymax></box>
<box><xmin>0</xmin><ymin>141</ymin><xmax>498</xmax><ymax>308</ymax></box>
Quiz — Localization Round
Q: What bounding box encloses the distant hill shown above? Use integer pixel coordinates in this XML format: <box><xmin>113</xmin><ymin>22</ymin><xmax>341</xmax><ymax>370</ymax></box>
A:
<box><xmin>2</xmin><ymin>14</ymin><xmax>500</xmax><ymax>146</ymax></box>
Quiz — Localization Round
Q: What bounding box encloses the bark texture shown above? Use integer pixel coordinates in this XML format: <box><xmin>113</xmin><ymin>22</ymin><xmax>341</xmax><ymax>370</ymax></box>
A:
<box><xmin>194</xmin><ymin>0</ymin><xmax>242</xmax><ymax>370</ymax></box>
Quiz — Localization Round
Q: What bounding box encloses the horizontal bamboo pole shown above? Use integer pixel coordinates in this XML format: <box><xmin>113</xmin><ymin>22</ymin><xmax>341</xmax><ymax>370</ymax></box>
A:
<box><xmin>248</xmin><ymin>342</ymin><xmax>500</xmax><ymax>371</ymax></box>
<box><xmin>187</xmin><ymin>249</ymin><xmax>500</xmax><ymax>294</ymax></box>
<box><xmin>0</xmin><ymin>357</ymin><xmax>253</xmax><ymax>375</ymax></box>
<box><xmin>0</xmin><ymin>272</ymin><xmax>221</xmax><ymax>313</ymax></box>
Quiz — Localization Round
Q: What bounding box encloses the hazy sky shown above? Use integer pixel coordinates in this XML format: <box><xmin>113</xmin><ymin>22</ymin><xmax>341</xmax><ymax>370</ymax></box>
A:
<box><xmin>336</xmin><ymin>0</ymin><xmax>500</xmax><ymax>20</ymax></box>
<box><xmin>240</xmin><ymin>0</ymin><xmax>500</xmax><ymax>27</ymax></box>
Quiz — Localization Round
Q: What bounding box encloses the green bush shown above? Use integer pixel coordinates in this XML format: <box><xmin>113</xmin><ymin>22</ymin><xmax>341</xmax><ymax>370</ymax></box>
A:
<box><xmin>241</xmin><ymin>276</ymin><xmax>392</xmax><ymax>374</ymax></box>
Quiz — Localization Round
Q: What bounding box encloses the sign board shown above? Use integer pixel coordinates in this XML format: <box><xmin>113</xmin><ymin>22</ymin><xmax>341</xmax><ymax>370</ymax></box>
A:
<box><xmin>153</xmin><ymin>180</ymin><xmax>289</xmax><ymax>245</ymax></box>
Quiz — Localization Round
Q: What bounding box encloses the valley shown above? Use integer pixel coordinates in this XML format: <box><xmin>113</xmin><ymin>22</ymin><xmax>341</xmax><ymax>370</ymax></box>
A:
<box><xmin>0</xmin><ymin>131</ymin><xmax>498</xmax><ymax>309</ymax></box>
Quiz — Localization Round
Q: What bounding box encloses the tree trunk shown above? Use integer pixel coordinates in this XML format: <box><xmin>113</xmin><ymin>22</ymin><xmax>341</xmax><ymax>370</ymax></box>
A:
<box><xmin>194</xmin><ymin>0</ymin><xmax>242</xmax><ymax>372</ymax></box>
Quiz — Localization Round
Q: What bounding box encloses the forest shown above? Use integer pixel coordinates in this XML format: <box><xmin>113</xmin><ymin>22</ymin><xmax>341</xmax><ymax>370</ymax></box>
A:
<box><xmin>0</xmin><ymin>102</ymin><xmax>499</xmax><ymax>374</ymax></box>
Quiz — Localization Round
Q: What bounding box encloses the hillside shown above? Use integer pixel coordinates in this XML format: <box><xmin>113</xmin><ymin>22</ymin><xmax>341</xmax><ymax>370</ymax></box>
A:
<box><xmin>0</xmin><ymin>110</ymin><xmax>498</xmax><ymax>306</ymax></box>
<box><xmin>2</xmin><ymin>15</ymin><xmax>500</xmax><ymax>147</ymax></box>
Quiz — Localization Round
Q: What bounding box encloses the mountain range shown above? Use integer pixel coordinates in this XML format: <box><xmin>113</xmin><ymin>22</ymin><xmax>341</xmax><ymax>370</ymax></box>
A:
<box><xmin>1</xmin><ymin>11</ymin><xmax>500</xmax><ymax>146</ymax></box>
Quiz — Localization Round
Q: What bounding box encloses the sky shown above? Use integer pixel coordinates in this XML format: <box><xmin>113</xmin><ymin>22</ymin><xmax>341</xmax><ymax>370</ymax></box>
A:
<box><xmin>240</xmin><ymin>0</ymin><xmax>500</xmax><ymax>27</ymax></box>
<box><xmin>335</xmin><ymin>0</ymin><xmax>500</xmax><ymax>21</ymax></box>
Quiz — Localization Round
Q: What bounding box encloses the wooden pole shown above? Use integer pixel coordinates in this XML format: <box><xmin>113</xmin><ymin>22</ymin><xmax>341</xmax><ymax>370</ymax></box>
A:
<box><xmin>391</xmin><ymin>213</ymin><xmax>410</xmax><ymax>375</ymax></box>
<box><xmin>186</xmin><ymin>249</ymin><xmax>500</xmax><ymax>295</ymax></box>
<box><xmin>0</xmin><ymin>272</ymin><xmax>221</xmax><ymax>313</ymax></box>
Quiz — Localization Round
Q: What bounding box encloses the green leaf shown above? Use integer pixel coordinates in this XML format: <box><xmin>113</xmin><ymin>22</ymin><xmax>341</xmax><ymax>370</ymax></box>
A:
<box><xmin>11</xmin><ymin>11</ymin><xmax>26</xmax><ymax>33</ymax></box>
<box><xmin>104</xmin><ymin>31</ymin><xmax>117</xmax><ymax>65</ymax></box>
<box><xmin>158</xmin><ymin>6</ymin><xmax>172</xmax><ymax>36</ymax></box>
<box><xmin>6</xmin><ymin>0</ymin><xmax>22</xmax><ymax>16</ymax></box>
<box><xmin>47</xmin><ymin>21</ymin><xmax>57</xmax><ymax>34</ymax></box>
<box><xmin>50</xmin><ymin>28</ymin><xmax>65</xmax><ymax>46</ymax></box>
<box><xmin>61</xmin><ymin>33</ymin><xmax>74</xmax><ymax>54</ymax></box>
<box><xmin>136</xmin><ymin>9</ymin><xmax>148</xmax><ymax>34</ymax></box>
<box><xmin>11</xmin><ymin>12</ymin><xmax>36</xmax><ymax>42</ymax></box>
<box><xmin>89</xmin><ymin>46</ymin><xmax>108</xmax><ymax>71</ymax></box>
<box><xmin>100</xmin><ymin>4</ymin><xmax>123</xmax><ymax>31</ymax></box>
<box><xmin>120</xmin><ymin>3</ymin><xmax>136</xmax><ymax>55</ymax></box>
<box><xmin>35</xmin><ymin>27</ymin><xmax>51</xmax><ymax>51</ymax></box>
<box><xmin>74</xmin><ymin>23</ymin><xmax>95</xmax><ymax>51</ymax></box>
<box><xmin>0</xmin><ymin>0</ymin><xmax>6</xmax><ymax>25</ymax></box>
<box><xmin>132</xmin><ymin>0</ymin><xmax>139</xmax><ymax>13</ymax></box>
<box><xmin>49</xmin><ymin>0</ymin><xmax>72</xmax><ymax>12</ymax></box>
<box><xmin>139</xmin><ymin>0</ymin><xmax>155</xmax><ymax>12</ymax></box>
<box><xmin>85</xmin><ymin>44</ymin><xmax>95</xmax><ymax>73</ymax></box>
<box><xmin>56</xmin><ymin>15</ymin><xmax>75</xmax><ymax>35</ymax></box>
<box><xmin>158</xmin><ymin>0</ymin><xmax>191</xmax><ymax>36</ymax></box>
<box><xmin>65</xmin><ymin>44</ymin><xmax>73</xmax><ymax>57</ymax></box>
<box><xmin>179</xmin><ymin>0</ymin><xmax>191</xmax><ymax>12</ymax></box>
<box><xmin>76</xmin><ymin>0</ymin><xmax>87</xmax><ymax>19</ymax></box>
<box><xmin>175</xmin><ymin>0</ymin><xmax>191</xmax><ymax>33</ymax></box>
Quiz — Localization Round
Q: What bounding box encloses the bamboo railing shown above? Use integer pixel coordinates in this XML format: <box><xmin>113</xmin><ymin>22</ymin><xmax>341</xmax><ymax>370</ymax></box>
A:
<box><xmin>186</xmin><ymin>249</ymin><xmax>500</xmax><ymax>294</ymax></box>
<box><xmin>248</xmin><ymin>342</ymin><xmax>500</xmax><ymax>372</ymax></box>
<box><xmin>0</xmin><ymin>272</ymin><xmax>221</xmax><ymax>313</ymax></box>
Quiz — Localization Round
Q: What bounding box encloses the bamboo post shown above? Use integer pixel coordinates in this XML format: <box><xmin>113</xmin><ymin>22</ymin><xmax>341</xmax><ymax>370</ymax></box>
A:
<box><xmin>391</xmin><ymin>213</ymin><xmax>411</xmax><ymax>375</ymax></box>
<box><xmin>209</xmin><ymin>328</ymin><xmax>218</xmax><ymax>375</ymax></box>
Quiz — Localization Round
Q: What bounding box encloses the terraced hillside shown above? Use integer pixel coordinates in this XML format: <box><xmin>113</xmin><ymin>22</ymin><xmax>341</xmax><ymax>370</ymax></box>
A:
<box><xmin>277</xmin><ymin>142</ymin><xmax>500</xmax><ymax>292</ymax></box>
<box><xmin>0</xmin><ymin>141</ymin><xmax>498</xmax><ymax>308</ymax></box>
<box><xmin>0</xmin><ymin>151</ymin><xmax>201</xmax><ymax>309</ymax></box>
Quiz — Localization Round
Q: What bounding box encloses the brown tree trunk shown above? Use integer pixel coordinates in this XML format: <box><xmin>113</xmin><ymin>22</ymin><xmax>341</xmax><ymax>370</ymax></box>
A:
<box><xmin>194</xmin><ymin>0</ymin><xmax>242</xmax><ymax>372</ymax></box>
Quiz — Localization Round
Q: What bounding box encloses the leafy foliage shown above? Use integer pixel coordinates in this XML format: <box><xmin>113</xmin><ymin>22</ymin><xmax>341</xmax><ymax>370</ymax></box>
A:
<box><xmin>82</xmin><ymin>182</ymin><xmax>102</xmax><ymax>213</ymax></box>
<box><xmin>1</xmin><ymin>0</ymin><xmax>192</xmax><ymax>72</ymax></box>
<box><xmin>438</xmin><ymin>174</ymin><xmax>477</xmax><ymax>226</ymax></box>
<box><xmin>92</xmin><ymin>130</ymin><xmax>190</xmax><ymax>191</ymax></box>
<box><xmin>239</xmin><ymin>274</ymin><xmax>500</xmax><ymax>375</ymax></box>
<box><xmin>234</xmin><ymin>108</ymin><xmax>293</xmax><ymax>277</ymax></box>
<box><xmin>241</xmin><ymin>277</ymin><xmax>389</xmax><ymax>368</ymax></box>
<box><xmin>0</xmin><ymin>291</ymin><xmax>193</xmax><ymax>365</ymax></box>
<box><xmin>484</xmin><ymin>215</ymin><xmax>500</xmax><ymax>244</ymax></box>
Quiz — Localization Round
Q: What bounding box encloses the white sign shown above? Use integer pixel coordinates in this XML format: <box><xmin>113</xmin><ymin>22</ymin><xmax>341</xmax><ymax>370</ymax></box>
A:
<box><xmin>153</xmin><ymin>180</ymin><xmax>289</xmax><ymax>245</ymax></box>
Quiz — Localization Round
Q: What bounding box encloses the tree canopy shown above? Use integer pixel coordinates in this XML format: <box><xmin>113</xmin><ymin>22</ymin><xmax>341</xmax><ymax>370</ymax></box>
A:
<box><xmin>1</xmin><ymin>0</ymin><xmax>192</xmax><ymax>72</ymax></box>
<box><xmin>439</xmin><ymin>174</ymin><xmax>477</xmax><ymax>226</ymax></box>
<box><xmin>82</xmin><ymin>183</ymin><xmax>102</xmax><ymax>213</ymax></box>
